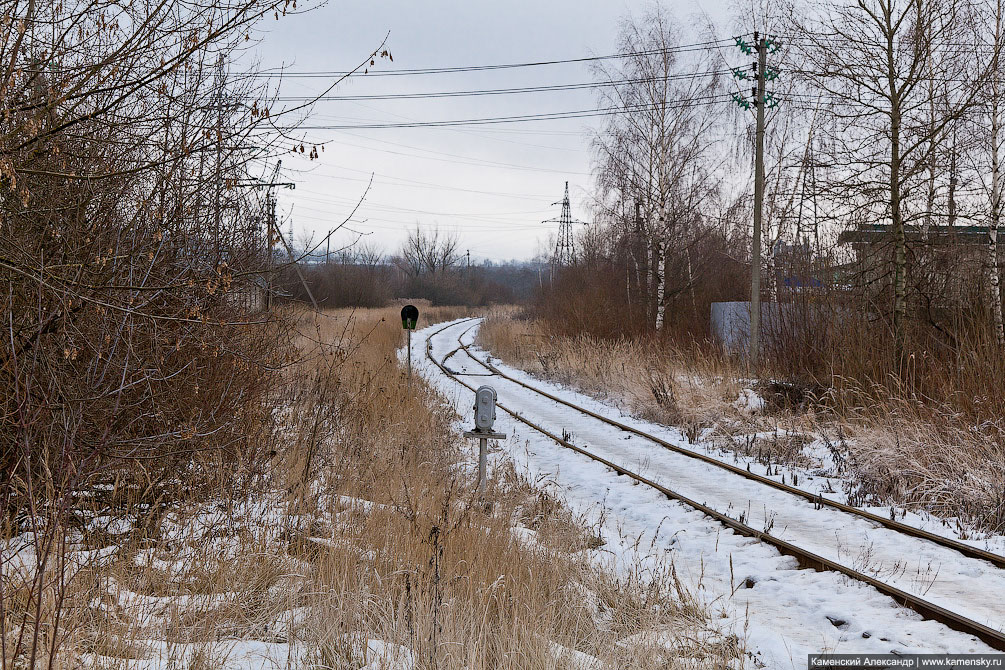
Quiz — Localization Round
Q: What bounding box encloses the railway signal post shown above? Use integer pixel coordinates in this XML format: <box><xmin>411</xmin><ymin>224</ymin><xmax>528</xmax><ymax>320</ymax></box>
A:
<box><xmin>401</xmin><ymin>304</ymin><xmax>419</xmax><ymax>386</ymax></box>
<box><xmin>464</xmin><ymin>385</ymin><xmax>505</xmax><ymax>493</ymax></box>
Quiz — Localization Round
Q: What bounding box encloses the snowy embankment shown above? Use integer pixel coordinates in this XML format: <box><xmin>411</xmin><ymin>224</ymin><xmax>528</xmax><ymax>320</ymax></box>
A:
<box><xmin>413</xmin><ymin>318</ymin><xmax>1003</xmax><ymax>667</ymax></box>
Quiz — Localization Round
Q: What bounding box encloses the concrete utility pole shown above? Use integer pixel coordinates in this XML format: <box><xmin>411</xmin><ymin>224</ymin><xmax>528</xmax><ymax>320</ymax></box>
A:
<box><xmin>750</xmin><ymin>32</ymin><xmax>767</xmax><ymax>367</ymax></box>
<box><xmin>259</xmin><ymin>161</ymin><xmax>294</xmax><ymax>309</ymax></box>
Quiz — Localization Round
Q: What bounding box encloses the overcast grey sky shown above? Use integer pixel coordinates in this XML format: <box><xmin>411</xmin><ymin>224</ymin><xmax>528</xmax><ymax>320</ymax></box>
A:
<box><xmin>252</xmin><ymin>0</ymin><xmax>733</xmax><ymax>262</ymax></box>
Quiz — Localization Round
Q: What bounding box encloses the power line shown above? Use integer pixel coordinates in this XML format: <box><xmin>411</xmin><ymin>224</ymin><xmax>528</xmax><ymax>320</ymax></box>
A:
<box><xmin>253</xmin><ymin>39</ymin><xmax>737</xmax><ymax>78</ymax></box>
<box><xmin>315</xmin><ymin>132</ymin><xmax>591</xmax><ymax>175</ymax></box>
<box><xmin>297</xmin><ymin>95</ymin><xmax>734</xmax><ymax>130</ymax></box>
<box><xmin>273</xmin><ymin>71</ymin><xmax>730</xmax><ymax>102</ymax></box>
<box><xmin>335</xmin><ymin>100</ymin><xmax>583</xmax><ymax>153</ymax></box>
<box><xmin>291</xmin><ymin>210</ymin><xmax>561</xmax><ymax>233</ymax></box>
<box><xmin>289</xmin><ymin>193</ymin><xmax>550</xmax><ymax>222</ymax></box>
<box><xmin>291</xmin><ymin>165</ymin><xmax>557</xmax><ymax>199</ymax></box>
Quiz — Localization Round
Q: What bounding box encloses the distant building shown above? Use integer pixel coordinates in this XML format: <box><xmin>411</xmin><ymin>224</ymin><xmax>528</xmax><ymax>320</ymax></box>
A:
<box><xmin>837</xmin><ymin>223</ymin><xmax>1001</xmax><ymax>311</ymax></box>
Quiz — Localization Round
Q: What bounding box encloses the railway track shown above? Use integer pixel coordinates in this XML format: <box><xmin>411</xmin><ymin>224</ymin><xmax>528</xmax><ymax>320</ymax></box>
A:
<box><xmin>422</xmin><ymin>318</ymin><xmax>1005</xmax><ymax>651</ymax></box>
<box><xmin>451</xmin><ymin>324</ymin><xmax>1005</xmax><ymax>569</ymax></box>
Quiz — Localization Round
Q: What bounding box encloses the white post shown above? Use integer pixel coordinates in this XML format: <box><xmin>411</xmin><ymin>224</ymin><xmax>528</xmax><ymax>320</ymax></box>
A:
<box><xmin>477</xmin><ymin>437</ymin><xmax>488</xmax><ymax>493</ymax></box>
<box><xmin>466</xmin><ymin>385</ymin><xmax>503</xmax><ymax>496</ymax></box>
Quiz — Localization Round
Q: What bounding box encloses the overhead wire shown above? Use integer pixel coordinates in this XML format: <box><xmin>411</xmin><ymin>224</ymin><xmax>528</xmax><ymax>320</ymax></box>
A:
<box><xmin>297</xmin><ymin>94</ymin><xmax>736</xmax><ymax>130</ymax></box>
<box><xmin>310</xmin><ymin>132</ymin><xmax>591</xmax><ymax>175</ymax></box>
<box><xmin>273</xmin><ymin>71</ymin><xmax>731</xmax><ymax>101</ymax></box>
<box><xmin>336</xmin><ymin>100</ymin><xmax>584</xmax><ymax>153</ymax></box>
<box><xmin>289</xmin><ymin>192</ymin><xmax>551</xmax><ymax>222</ymax></box>
<box><xmin>276</xmin><ymin>34</ymin><xmax>1003</xmax><ymax>249</ymax></box>
<box><xmin>252</xmin><ymin>38</ymin><xmax>737</xmax><ymax>78</ymax></box>
<box><xmin>289</xmin><ymin>165</ymin><xmax>557</xmax><ymax>199</ymax></box>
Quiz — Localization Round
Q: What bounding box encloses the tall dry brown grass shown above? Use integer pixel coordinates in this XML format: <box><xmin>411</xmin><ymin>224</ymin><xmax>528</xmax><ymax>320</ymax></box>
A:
<box><xmin>477</xmin><ymin>309</ymin><xmax>743</xmax><ymax>442</ymax></box>
<box><xmin>4</xmin><ymin>305</ymin><xmax>742</xmax><ymax>669</ymax></box>
<box><xmin>478</xmin><ymin>310</ymin><xmax>1005</xmax><ymax>536</ymax></box>
<box><xmin>280</xmin><ymin>305</ymin><xmax>742</xmax><ymax>668</ymax></box>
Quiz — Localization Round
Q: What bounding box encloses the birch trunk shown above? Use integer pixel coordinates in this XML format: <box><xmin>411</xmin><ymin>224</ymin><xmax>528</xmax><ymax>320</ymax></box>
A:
<box><xmin>654</xmin><ymin>239</ymin><xmax>665</xmax><ymax>331</ymax></box>
<box><xmin>924</xmin><ymin>40</ymin><xmax>937</xmax><ymax>239</ymax></box>
<box><xmin>686</xmin><ymin>244</ymin><xmax>698</xmax><ymax>323</ymax></box>
<box><xmin>991</xmin><ymin>4</ymin><xmax>1005</xmax><ymax>347</ymax></box>
<box><xmin>886</xmin><ymin>15</ymin><xmax>907</xmax><ymax>358</ymax></box>
<box><xmin>766</xmin><ymin>249</ymin><xmax>778</xmax><ymax>303</ymax></box>
<box><xmin>990</xmin><ymin>124</ymin><xmax>1003</xmax><ymax>346</ymax></box>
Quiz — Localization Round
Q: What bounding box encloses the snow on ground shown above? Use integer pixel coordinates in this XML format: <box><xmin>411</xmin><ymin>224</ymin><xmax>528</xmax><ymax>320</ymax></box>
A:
<box><xmin>733</xmin><ymin>389</ymin><xmax>767</xmax><ymax>415</ymax></box>
<box><xmin>410</xmin><ymin>318</ymin><xmax>1003</xmax><ymax>668</ymax></box>
<box><xmin>459</xmin><ymin>322</ymin><xmax>1005</xmax><ymax>557</ymax></box>
<box><xmin>476</xmin><ymin>337</ymin><xmax>1005</xmax><ymax>556</ymax></box>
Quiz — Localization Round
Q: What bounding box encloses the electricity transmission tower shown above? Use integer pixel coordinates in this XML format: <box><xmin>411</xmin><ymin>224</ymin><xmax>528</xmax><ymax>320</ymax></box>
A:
<box><xmin>545</xmin><ymin>181</ymin><xmax>587</xmax><ymax>270</ymax></box>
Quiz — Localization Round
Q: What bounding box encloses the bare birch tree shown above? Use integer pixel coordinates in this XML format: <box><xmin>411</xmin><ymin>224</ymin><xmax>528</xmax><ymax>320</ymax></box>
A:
<box><xmin>0</xmin><ymin>1</ymin><xmax>388</xmax><ymax>663</ymax></box>
<box><xmin>970</xmin><ymin>0</ymin><xmax>1005</xmax><ymax>347</ymax></box>
<box><xmin>591</xmin><ymin>6</ymin><xmax>723</xmax><ymax>332</ymax></box>
<box><xmin>791</xmin><ymin>0</ymin><xmax>994</xmax><ymax>357</ymax></box>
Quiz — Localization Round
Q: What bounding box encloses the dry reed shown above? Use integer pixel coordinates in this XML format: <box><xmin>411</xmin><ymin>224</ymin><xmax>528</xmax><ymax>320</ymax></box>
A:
<box><xmin>477</xmin><ymin>310</ymin><xmax>1005</xmax><ymax>536</ymax></box>
<box><xmin>3</xmin><ymin>305</ymin><xmax>742</xmax><ymax>669</ymax></box>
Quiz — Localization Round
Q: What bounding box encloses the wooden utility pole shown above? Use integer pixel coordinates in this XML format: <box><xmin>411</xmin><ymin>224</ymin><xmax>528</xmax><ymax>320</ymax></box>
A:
<box><xmin>750</xmin><ymin>32</ymin><xmax>767</xmax><ymax>367</ymax></box>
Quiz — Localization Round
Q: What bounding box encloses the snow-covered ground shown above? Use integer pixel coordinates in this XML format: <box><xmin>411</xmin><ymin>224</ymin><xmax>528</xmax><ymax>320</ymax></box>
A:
<box><xmin>412</xmin><ymin>318</ymin><xmax>1005</xmax><ymax>667</ymax></box>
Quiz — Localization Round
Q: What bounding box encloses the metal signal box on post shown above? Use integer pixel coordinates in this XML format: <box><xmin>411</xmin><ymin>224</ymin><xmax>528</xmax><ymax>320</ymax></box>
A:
<box><xmin>473</xmin><ymin>385</ymin><xmax>497</xmax><ymax>432</ymax></box>
<box><xmin>401</xmin><ymin>304</ymin><xmax>419</xmax><ymax>330</ymax></box>
<box><xmin>464</xmin><ymin>385</ymin><xmax>505</xmax><ymax>493</ymax></box>
<box><xmin>401</xmin><ymin>304</ymin><xmax>419</xmax><ymax>385</ymax></box>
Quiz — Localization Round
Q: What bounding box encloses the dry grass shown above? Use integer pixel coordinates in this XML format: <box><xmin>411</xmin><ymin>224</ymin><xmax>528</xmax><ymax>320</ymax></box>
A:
<box><xmin>825</xmin><ymin>394</ymin><xmax>1005</xmax><ymax>533</ymax></box>
<box><xmin>477</xmin><ymin>310</ymin><xmax>1005</xmax><ymax>536</ymax></box>
<box><xmin>279</xmin><ymin>304</ymin><xmax>743</xmax><ymax>668</ymax></box>
<box><xmin>3</xmin><ymin>304</ymin><xmax>743</xmax><ymax>669</ymax></box>
<box><xmin>477</xmin><ymin>309</ymin><xmax>743</xmax><ymax>442</ymax></box>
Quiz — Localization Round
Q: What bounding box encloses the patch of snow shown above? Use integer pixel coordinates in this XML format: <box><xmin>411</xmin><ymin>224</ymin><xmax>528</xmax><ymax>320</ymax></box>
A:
<box><xmin>361</xmin><ymin>639</ymin><xmax>415</xmax><ymax>670</ymax></box>
<box><xmin>88</xmin><ymin>515</ymin><xmax>134</xmax><ymax>535</ymax></box>
<box><xmin>409</xmin><ymin>319</ymin><xmax>1005</xmax><ymax>667</ymax></box>
<box><xmin>509</xmin><ymin>525</ymin><xmax>539</xmax><ymax>551</ymax></box>
<box><xmin>733</xmin><ymin>389</ymin><xmax>766</xmax><ymax>415</ymax></box>
<box><xmin>548</xmin><ymin>640</ymin><xmax>602</xmax><ymax>670</ymax></box>
<box><xmin>69</xmin><ymin>544</ymin><xmax>118</xmax><ymax>567</ymax></box>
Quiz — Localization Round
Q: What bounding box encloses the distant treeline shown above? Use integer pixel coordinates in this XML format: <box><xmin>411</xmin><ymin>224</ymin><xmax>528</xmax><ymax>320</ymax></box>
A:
<box><xmin>274</xmin><ymin>257</ymin><xmax>546</xmax><ymax>308</ymax></box>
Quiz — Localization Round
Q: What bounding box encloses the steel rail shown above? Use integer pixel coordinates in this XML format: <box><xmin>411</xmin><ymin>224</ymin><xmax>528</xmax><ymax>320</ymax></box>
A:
<box><xmin>421</xmin><ymin>319</ymin><xmax>1005</xmax><ymax>650</ymax></box>
<box><xmin>451</xmin><ymin>323</ymin><xmax>1005</xmax><ymax>571</ymax></box>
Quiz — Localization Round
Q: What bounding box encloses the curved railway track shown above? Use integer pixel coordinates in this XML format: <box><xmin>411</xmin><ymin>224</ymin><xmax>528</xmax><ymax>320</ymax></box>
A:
<box><xmin>451</xmin><ymin>324</ymin><xmax>1005</xmax><ymax>569</ymax></box>
<box><xmin>422</xmin><ymin>317</ymin><xmax>1005</xmax><ymax>651</ymax></box>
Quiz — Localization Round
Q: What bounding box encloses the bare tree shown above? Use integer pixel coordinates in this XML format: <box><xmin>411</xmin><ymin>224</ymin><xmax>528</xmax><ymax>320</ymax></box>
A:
<box><xmin>398</xmin><ymin>225</ymin><xmax>461</xmax><ymax>276</ymax></box>
<box><xmin>0</xmin><ymin>0</ymin><xmax>389</xmax><ymax>664</ymax></box>
<box><xmin>969</xmin><ymin>0</ymin><xmax>1005</xmax><ymax>346</ymax></box>
<box><xmin>792</xmin><ymin>0</ymin><xmax>996</xmax><ymax>356</ymax></box>
<box><xmin>591</xmin><ymin>6</ymin><xmax>724</xmax><ymax>331</ymax></box>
